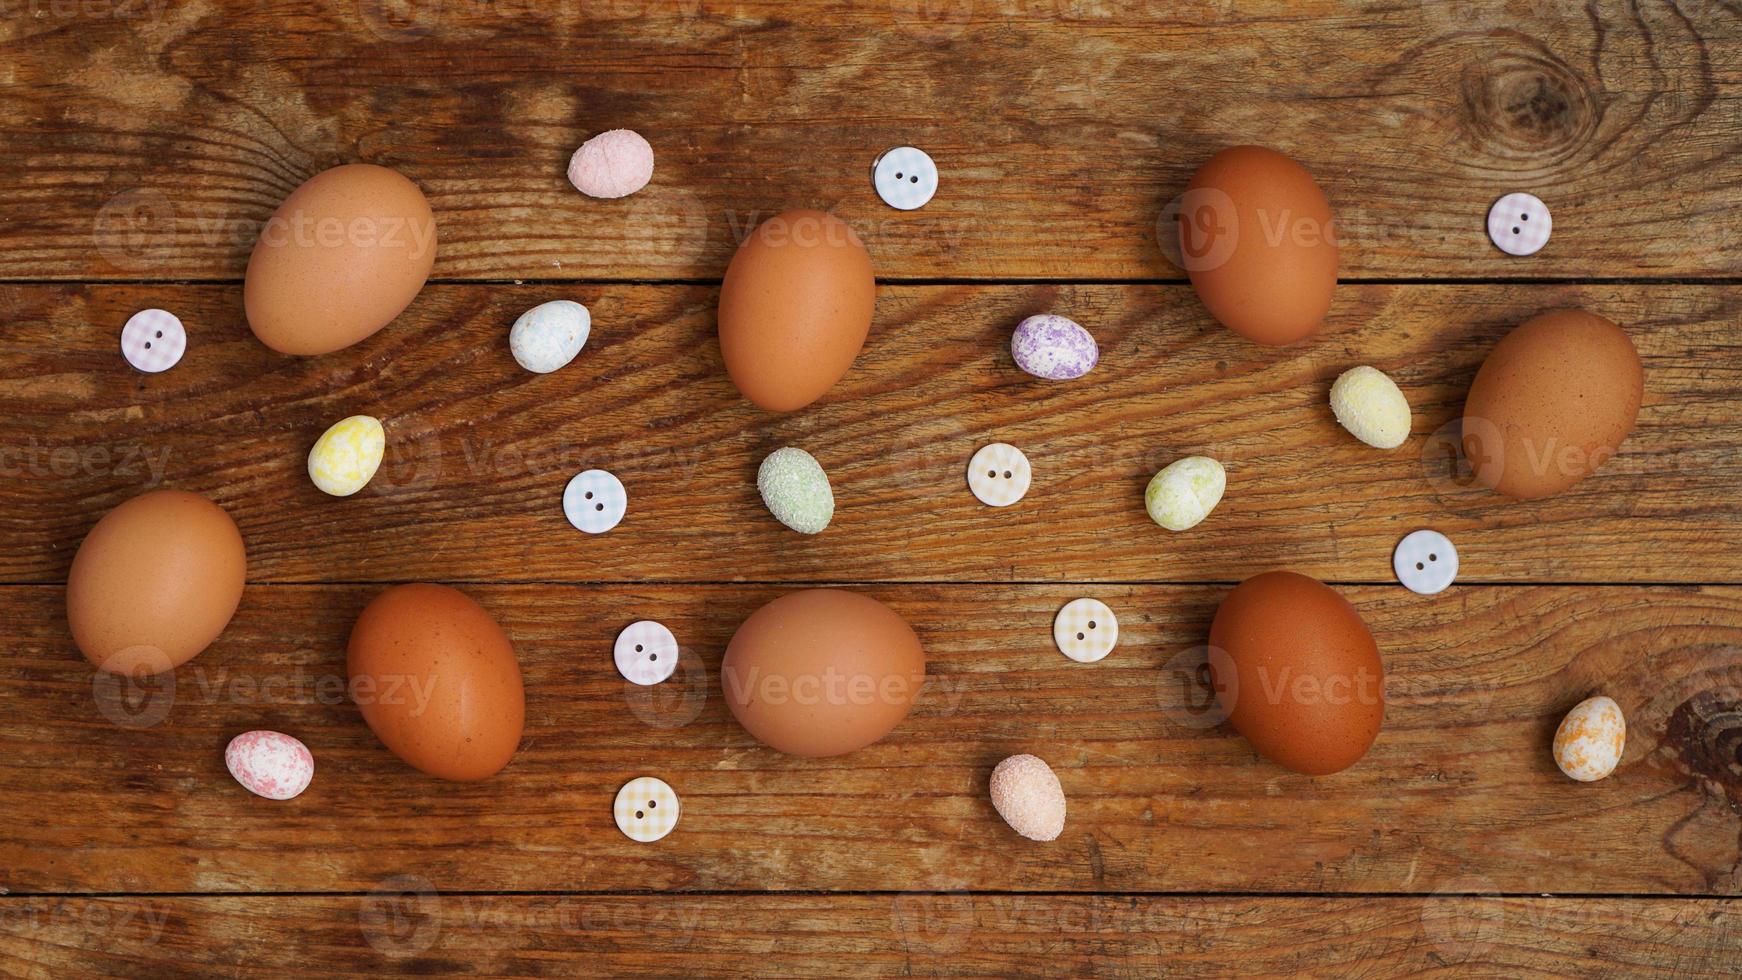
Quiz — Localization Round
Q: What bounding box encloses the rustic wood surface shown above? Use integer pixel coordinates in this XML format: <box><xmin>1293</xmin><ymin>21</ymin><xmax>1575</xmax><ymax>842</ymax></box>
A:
<box><xmin>2</xmin><ymin>0</ymin><xmax>1740</xmax><ymax>976</ymax></box>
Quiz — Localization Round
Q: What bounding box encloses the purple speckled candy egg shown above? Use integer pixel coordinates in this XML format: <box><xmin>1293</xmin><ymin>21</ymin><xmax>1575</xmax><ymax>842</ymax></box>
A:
<box><xmin>225</xmin><ymin>730</ymin><xmax>314</xmax><ymax>801</ymax></box>
<box><xmin>1011</xmin><ymin>314</ymin><xmax>1098</xmax><ymax>380</ymax></box>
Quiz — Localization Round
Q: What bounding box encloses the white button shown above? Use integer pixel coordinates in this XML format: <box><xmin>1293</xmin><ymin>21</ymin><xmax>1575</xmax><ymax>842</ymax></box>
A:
<box><xmin>120</xmin><ymin>309</ymin><xmax>186</xmax><ymax>373</ymax></box>
<box><xmin>967</xmin><ymin>443</ymin><xmax>1031</xmax><ymax>507</ymax></box>
<box><xmin>1053</xmin><ymin>598</ymin><xmax>1118</xmax><ymax>663</ymax></box>
<box><xmin>1487</xmin><ymin>193</ymin><xmax>1551</xmax><ymax>257</ymax></box>
<box><xmin>1393</xmin><ymin>529</ymin><xmax>1458</xmax><ymax>595</ymax></box>
<box><xmin>563</xmin><ymin>469</ymin><xmax>626</xmax><ymax>534</ymax></box>
<box><xmin>873</xmin><ymin>146</ymin><xmax>938</xmax><ymax>211</ymax></box>
<box><xmin>615</xmin><ymin>620</ymin><xmax>678</xmax><ymax>686</ymax></box>
<box><xmin>614</xmin><ymin>776</ymin><xmax>680</xmax><ymax>842</ymax></box>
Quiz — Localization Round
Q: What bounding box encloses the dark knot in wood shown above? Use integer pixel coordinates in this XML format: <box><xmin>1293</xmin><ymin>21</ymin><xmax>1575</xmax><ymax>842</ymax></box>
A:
<box><xmin>1460</xmin><ymin>50</ymin><xmax>1599</xmax><ymax>163</ymax></box>
<box><xmin>1667</xmin><ymin>690</ymin><xmax>1742</xmax><ymax>813</ymax></box>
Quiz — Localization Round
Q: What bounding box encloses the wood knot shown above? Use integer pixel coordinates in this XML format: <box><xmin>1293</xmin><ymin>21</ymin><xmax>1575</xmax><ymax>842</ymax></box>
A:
<box><xmin>1459</xmin><ymin>50</ymin><xmax>1599</xmax><ymax>164</ymax></box>
<box><xmin>1666</xmin><ymin>691</ymin><xmax>1742</xmax><ymax>812</ymax></box>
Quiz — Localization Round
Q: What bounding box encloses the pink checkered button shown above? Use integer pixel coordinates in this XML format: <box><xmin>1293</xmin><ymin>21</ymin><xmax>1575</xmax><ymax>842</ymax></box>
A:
<box><xmin>1487</xmin><ymin>193</ymin><xmax>1551</xmax><ymax>257</ymax></box>
<box><xmin>614</xmin><ymin>620</ymin><xmax>678</xmax><ymax>686</ymax></box>
<box><xmin>120</xmin><ymin>308</ymin><xmax>186</xmax><ymax>373</ymax></box>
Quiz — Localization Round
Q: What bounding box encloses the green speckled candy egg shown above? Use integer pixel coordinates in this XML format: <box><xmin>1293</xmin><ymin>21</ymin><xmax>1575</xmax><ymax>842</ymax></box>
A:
<box><xmin>757</xmin><ymin>447</ymin><xmax>834</xmax><ymax>534</ymax></box>
<box><xmin>1145</xmin><ymin>455</ymin><xmax>1225</xmax><ymax>531</ymax></box>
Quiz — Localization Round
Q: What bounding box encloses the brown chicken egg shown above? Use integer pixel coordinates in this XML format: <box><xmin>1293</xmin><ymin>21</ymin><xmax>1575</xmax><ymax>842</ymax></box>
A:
<box><xmin>1208</xmin><ymin>571</ymin><xmax>1384</xmax><ymax>775</ymax></box>
<box><xmin>1179</xmin><ymin>146</ymin><xmax>1338</xmax><ymax>346</ymax></box>
<box><xmin>1462</xmin><ymin>308</ymin><xmax>1643</xmax><ymax>500</ymax></box>
<box><xmin>244</xmin><ymin>164</ymin><xmax>437</xmax><ymax>356</ymax></box>
<box><xmin>717</xmin><ymin>209</ymin><xmax>876</xmax><ymax>412</ymax></box>
<box><xmin>721</xmin><ymin>589</ymin><xmax>925</xmax><ymax>757</ymax></box>
<box><xmin>67</xmin><ymin>489</ymin><xmax>247</xmax><ymax>675</ymax></box>
<box><xmin>347</xmin><ymin>584</ymin><xmax>525</xmax><ymax>781</ymax></box>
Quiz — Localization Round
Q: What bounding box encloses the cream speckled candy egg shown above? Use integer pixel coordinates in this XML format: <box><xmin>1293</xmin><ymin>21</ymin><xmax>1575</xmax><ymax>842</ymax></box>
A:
<box><xmin>225</xmin><ymin>730</ymin><xmax>313</xmax><ymax>801</ymax></box>
<box><xmin>1145</xmin><ymin>455</ymin><xmax>1225</xmax><ymax>531</ymax></box>
<box><xmin>1330</xmin><ymin>366</ymin><xmax>1411</xmax><ymax>449</ymax></box>
<box><xmin>989</xmin><ymin>754</ymin><xmax>1065</xmax><ymax>842</ymax></box>
<box><xmin>510</xmin><ymin>300</ymin><xmax>591</xmax><ymax>374</ymax></box>
<box><xmin>308</xmin><ymin>415</ymin><xmax>385</xmax><ymax>497</ymax></box>
<box><xmin>1553</xmin><ymin>695</ymin><xmax>1626</xmax><ymax>782</ymax></box>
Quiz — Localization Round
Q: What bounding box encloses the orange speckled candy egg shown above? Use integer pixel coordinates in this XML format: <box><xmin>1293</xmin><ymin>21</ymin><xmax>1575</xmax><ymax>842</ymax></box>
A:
<box><xmin>1179</xmin><ymin>146</ymin><xmax>1339</xmax><ymax>346</ymax></box>
<box><xmin>721</xmin><ymin>589</ymin><xmax>925</xmax><ymax>757</ymax></box>
<box><xmin>67</xmin><ymin>489</ymin><xmax>247</xmax><ymax>675</ymax></box>
<box><xmin>1462</xmin><ymin>309</ymin><xmax>1643</xmax><ymax>500</ymax></box>
<box><xmin>1208</xmin><ymin>571</ymin><xmax>1384</xmax><ymax>775</ymax></box>
<box><xmin>717</xmin><ymin>210</ymin><xmax>876</xmax><ymax>412</ymax></box>
<box><xmin>244</xmin><ymin>164</ymin><xmax>438</xmax><ymax>356</ymax></box>
<box><xmin>347</xmin><ymin>584</ymin><xmax>525</xmax><ymax>781</ymax></box>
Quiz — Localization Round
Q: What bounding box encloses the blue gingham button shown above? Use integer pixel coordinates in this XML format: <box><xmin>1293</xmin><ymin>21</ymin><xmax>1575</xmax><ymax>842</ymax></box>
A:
<box><xmin>873</xmin><ymin>146</ymin><xmax>938</xmax><ymax>211</ymax></box>
<box><xmin>564</xmin><ymin>469</ymin><xmax>626</xmax><ymax>534</ymax></box>
<box><xmin>1487</xmin><ymin>193</ymin><xmax>1551</xmax><ymax>257</ymax></box>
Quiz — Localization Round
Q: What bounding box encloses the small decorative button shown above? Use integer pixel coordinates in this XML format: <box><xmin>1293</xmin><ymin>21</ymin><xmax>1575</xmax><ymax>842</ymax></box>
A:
<box><xmin>563</xmin><ymin>469</ymin><xmax>626</xmax><ymax>534</ymax></box>
<box><xmin>873</xmin><ymin>146</ymin><xmax>938</xmax><ymax>211</ymax></box>
<box><xmin>614</xmin><ymin>620</ymin><xmax>679</xmax><ymax>686</ymax></box>
<box><xmin>1487</xmin><ymin>193</ymin><xmax>1551</xmax><ymax>257</ymax></box>
<box><xmin>1053</xmin><ymin>598</ymin><xmax>1118</xmax><ymax>663</ymax></box>
<box><xmin>1393</xmin><ymin>529</ymin><xmax>1458</xmax><ymax>595</ymax></box>
<box><xmin>120</xmin><ymin>308</ymin><xmax>186</xmax><ymax>373</ymax></box>
<box><xmin>614</xmin><ymin>776</ymin><xmax>680</xmax><ymax>842</ymax></box>
<box><xmin>967</xmin><ymin>443</ymin><xmax>1031</xmax><ymax>507</ymax></box>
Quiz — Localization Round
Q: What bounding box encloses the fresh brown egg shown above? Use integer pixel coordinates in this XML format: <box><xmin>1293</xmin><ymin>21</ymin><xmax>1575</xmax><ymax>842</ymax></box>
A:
<box><xmin>1462</xmin><ymin>308</ymin><xmax>1643</xmax><ymax>500</ymax></box>
<box><xmin>347</xmin><ymin>584</ymin><xmax>524</xmax><ymax>781</ymax></box>
<box><xmin>1208</xmin><ymin>571</ymin><xmax>1384</xmax><ymax>775</ymax></box>
<box><xmin>66</xmin><ymin>489</ymin><xmax>247</xmax><ymax>675</ymax></box>
<box><xmin>244</xmin><ymin>164</ymin><xmax>437</xmax><ymax>356</ymax></box>
<box><xmin>1180</xmin><ymin>146</ymin><xmax>1338</xmax><ymax>346</ymax></box>
<box><xmin>717</xmin><ymin>209</ymin><xmax>876</xmax><ymax>411</ymax></box>
<box><xmin>721</xmin><ymin>589</ymin><xmax>925</xmax><ymax>757</ymax></box>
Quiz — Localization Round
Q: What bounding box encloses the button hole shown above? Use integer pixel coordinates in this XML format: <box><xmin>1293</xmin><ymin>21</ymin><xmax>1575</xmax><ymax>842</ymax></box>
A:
<box><xmin>1429</xmin><ymin>553</ymin><xmax>1438</xmax><ymax>562</ymax></box>
<box><xmin>895</xmin><ymin>172</ymin><xmax>903</xmax><ymax>179</ymax></box>
<box><xmin>143</xmin><ymin>342</ymin><xmax>151</xmax><ymax>348</ymax></box>
<box><xmin>1088</xmin><ymin>621</ymin><xmax>1097</xmax><ymax>629</ymax></box>
<box><xmin>154</xmin><ymin>330</ymin><xmax>163</xmax><ymax>338</ymax></box>
<box><xmin>1520</xmin><ymin>214</ymin><xmax>1530</xmax><ymax>221</ymax></box>
<box><xmin>585</xmin><ymin>491</ymin><xmax>594</xmax><ymax>499</ymax></box>
<box><xmin>1002</xmin><ymin>470</ymin><xmax>1012</xmax><ymax>479</ymax></box>
<box><xmin>910</xmin><ymin>176</ymin><xmax>918</xmax><ymax>183</ymax></box>
<box><xmin>647</xmin><ymin>800</ymin><xmax>657</xmax><ymax>808</ymax></box>
<box><xmin>987</xmin><ymin>470</ymin><xmax>996</xmax><ymax>478</ymax></box>
<box><xmin>649</xmin><ymin>653</ymin><xmax>657</xmax><ymax>661</ymax></box>
<box><xmin>1416</xmin><ymin>562</ymin><xmax>1424</xmax><ymax>571</ymax></box>
<box><xmin>635</xmin><ymin>810</ymin><xmax>644</xmax><ymax>819</ymax></box>
<box><xmin>635</xmin><ymin>644</ymin><xmax>643</xmax><ymax>653</ymax></box>
<box><xmin>1512</xmin><ymin>227</ymin><xmax>1521</xmax><ymax>235</ymax></box>
<box><xmin>595</xmin><ymin>503</ymin><xmax>604</xmax><ymax>511</ymax></box>
<box><xmin>1076</xmin><ymin>632</ymin><xmax>1085</xmax><ymax>641</ymax></box>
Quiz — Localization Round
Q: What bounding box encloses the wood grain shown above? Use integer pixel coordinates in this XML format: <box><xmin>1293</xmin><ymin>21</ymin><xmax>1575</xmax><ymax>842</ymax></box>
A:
<box><xmin>2</xmin><ymin>283</ymin><xmax>1737</xmax><ymax>585</ymax></box>
<box><xmin>1</xmin><ymin>2</ymin><xmax>1738</xmax><ymax>281</ymax></box>
<box><xmin>2</xmin><ymin>895</ymin><xmax>1737</xmax><ymax>978</ymax></box>
<box><xmin>3</xmin><ymin>583</ymin><xmax>1738</xmax><ymax>895</ymax></box>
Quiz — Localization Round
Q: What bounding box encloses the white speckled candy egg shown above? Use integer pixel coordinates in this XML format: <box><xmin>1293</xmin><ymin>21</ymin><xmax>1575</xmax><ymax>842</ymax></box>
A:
<box><xmin>1553</xmin><ymin>695</ymin><xmax>1626</xmax><ymax>782</ymax></box>
<box><xmin>1011</xmin><ymin>314</ymin><xmax>1099</xmax><ymax>380</ymax></box>
<box><xmin>510</xmin><ymin>300</ymin><xmax>591</xmax><ymax>374</ymax></box>
<box><xmin>225</xmin><ymin>730</ymin><xmax>313</xmax><ymax>800</ymax></box>
<box><xmin>1330</xmin><ymin>366</ymin><xmax>1411</xmax><ymax>449</ymax></box>
<box><xmin>990</xmin><ymin>754</ymin><xmax>1065</xmax><ymax>842</ymax></box>
<box><xmin>307</xmin><ymin>415</ymin><xmax>385</xmax><ymax>497</ymax></box>
<box><xmin>1145</xmin><ymin>455</ymin><xmax>1226</xmax><ymax>531</ymax></box>
<box><xmin>757</xmin><ymin>447</ymin><xmax>834</xmax><ymax>534</ymax></box>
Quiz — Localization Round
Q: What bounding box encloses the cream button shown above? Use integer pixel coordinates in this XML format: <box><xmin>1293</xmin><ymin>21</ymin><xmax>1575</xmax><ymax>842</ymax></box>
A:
<box><xmin>1053</xmin><ymin>598</ymin><xmax>1118</xmax><ymax>663</ymax></box>
<box><xmin>563</xmin><ymin>469</ymin><xmax>626</xmax><ymax>534</ymax></box>
<box><xmin>1487</xmin><ymin>193</ymin><xmax>1551</xmax><ymax>257</ymax></box>
<box><xmin>615</xmin><ymin>620</ymin><xmax>678</xmax><ymax>686</ymax></box>
<box><xmin>873</xmin><ymin>146</ymin><xmax>938</xmax><ymax>211</ymax></box>
<box><xmin>967</xmin><ymin>443</ymin><xmax>1031</xmax><ymax>507</ymax></box>
<box><xmin>120</xmin><ymin>308</ymin><xmax>186</xmax><ymax>373</ymax></box>
<box><xmin>614</xmin><ymin>776</ymin><xmax>680</xmax><ymax>842</ymax></box>
<box><xmin>1393</xmin><ymin>529</ymin><xmax>1458</xmax><ymax>595</ymax></box>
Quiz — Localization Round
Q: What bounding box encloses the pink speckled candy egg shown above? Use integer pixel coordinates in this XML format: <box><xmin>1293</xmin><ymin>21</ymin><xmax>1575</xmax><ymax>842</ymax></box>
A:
<box><xmin>225</xmin><ymin>730</ymin><xmax>314</xmax><ymax>800</ymax></box>
<box><xmin>989</xmin><ymin>753</ymin><xmax>1066</xmax><ymax>841</ymax></box>
<box><xmin>567</xmin><ymin>129</ymin><xmax>654</xmax><ymax>199</ymax></box>
<box><xmin>1011</xmin><ymin>314</ymin><xmax>1098</xmax><ymax>380</ymax></box>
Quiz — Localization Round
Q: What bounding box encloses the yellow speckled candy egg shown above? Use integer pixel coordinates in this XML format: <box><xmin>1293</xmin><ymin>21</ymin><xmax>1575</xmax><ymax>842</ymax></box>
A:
<box><xmin>308</xmin><ymin>415</ymin><xmax>385</xmax><ymax>496</ymax></box>
<box><xmin>1553</xmin><ymin>695</ymin><xmax>1625</xmax><ymax>782</ymax></box>
<box><xmin>1330</xmin><ymin>366</ymin><xmax>1411</xmax><ymax>450</ymax></box>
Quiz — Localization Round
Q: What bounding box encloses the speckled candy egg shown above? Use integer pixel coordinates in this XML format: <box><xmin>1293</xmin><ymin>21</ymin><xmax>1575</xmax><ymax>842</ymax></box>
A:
<box><xmin>1330</xmin><ymin>366</ymin><xmax>1411</xmax><ymax>449</ymax></box>
<box><xmin>308</xmin><ymin>415</ymin><xmax>385</xmax><ymax>497</ymax></box>
<box><xmin>225</xmin><ymin>730</ymin><xmax>314</xmax><ymax>800</ymax></box>
<box><xmin>757</xmin><ymin>447</ymin><xmax>834</xmax><ymax>534</ymax></box>
<box><xmin>567</xmin><ymin>129</ymin><xmax>654</xmax><ymax>199</ymax></box>
<box><xmin>510</xmin><ymin>300</ymin><xmax>591</xmax><ymax>374</ymax></box>
<box><xmin>1553</xmin><ymin>695</ymin><xmax>1625</xmax><ymax>782</ymax></box>
<box><xmin>989</xmin><ymin>754</ymin><xmax>1066</xmax><ymax>842</ymax></box>
<box><xmin>1011</xmin><ymin>314</ymin><xmax>1098</xmax><ymax>380</ymax></box>
<box><xmin>1145</xmin><ymin>455</ymin><xmax>1226</xmax><ymax>531</ymax></box>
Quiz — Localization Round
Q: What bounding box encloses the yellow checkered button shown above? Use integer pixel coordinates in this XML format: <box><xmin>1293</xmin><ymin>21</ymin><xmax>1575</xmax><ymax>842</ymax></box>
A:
<box><xmin>1052</xmin><ymin>598</ymin><xmax>1118</xmax><ymax>663</ymax></box>
<box><xmin>967</xmin><ymin>442</ymin><xmax>1031</xmax><ymax>507</ymax></box>
<box><xmin>614</xmin><ymin>776</ymin><xmax>680</xmax><ymax>842</ymax></box>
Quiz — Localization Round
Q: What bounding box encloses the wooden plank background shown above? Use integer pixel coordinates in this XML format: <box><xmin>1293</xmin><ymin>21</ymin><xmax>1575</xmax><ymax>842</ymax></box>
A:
<box><xmin>3</xmin><ymin>0</ymin><xmax>1741</xmax><ymax>975</ymax></box>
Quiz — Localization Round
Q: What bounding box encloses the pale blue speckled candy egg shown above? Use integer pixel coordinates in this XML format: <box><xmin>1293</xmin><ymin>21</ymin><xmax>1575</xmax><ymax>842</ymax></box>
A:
<box><xmin>1011</xmin><ymin>314</ymin><xmax>1098</xmax><ymax>380</ymax></box>
<box><xmin>510</xmin><ymin>300</ymin><xmax>591</xmax><ymax>374</ymax></box>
